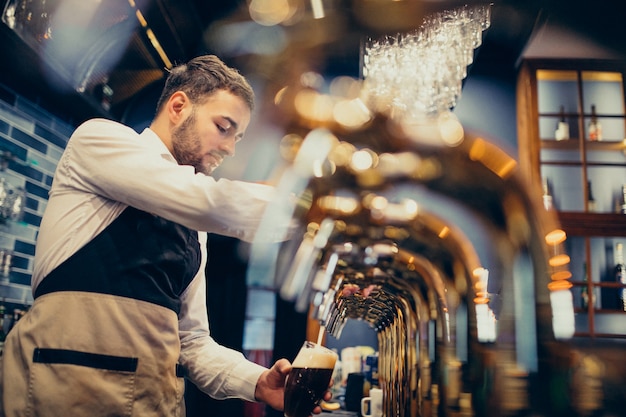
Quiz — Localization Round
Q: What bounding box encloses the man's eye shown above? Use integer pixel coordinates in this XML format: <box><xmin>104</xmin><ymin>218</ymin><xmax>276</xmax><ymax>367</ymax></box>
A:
<box><xmin>217</xmin><ymin>124</ymin><xmax>228</xmax><ymax>133</ymax></box>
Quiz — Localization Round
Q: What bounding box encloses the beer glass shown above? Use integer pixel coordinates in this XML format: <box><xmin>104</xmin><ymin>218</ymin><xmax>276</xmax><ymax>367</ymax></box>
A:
<box><xmin>284</xmin><ymin>341</ymin><xmax>338</xmax><ymax>417</ymax></box>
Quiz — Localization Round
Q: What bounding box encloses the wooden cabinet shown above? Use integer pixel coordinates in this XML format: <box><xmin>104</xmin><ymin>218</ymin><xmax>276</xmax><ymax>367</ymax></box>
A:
<box><xmin>517</xmin><ymin>58</ymin><xmax>626</xmax><ymax>339</ymax></box>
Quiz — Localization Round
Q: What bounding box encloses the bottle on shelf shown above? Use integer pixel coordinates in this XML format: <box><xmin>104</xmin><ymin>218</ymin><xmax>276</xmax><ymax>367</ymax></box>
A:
<box><xmin>0</xmin><ymin>302</ymin><xmax>9</xmax><ymax>335</ymax></box>
<box><xmin>588</xmin><ymin>104</ymin><xmax>602</xmax><ymax>141</ymax></box>
<box><xmin>0</xmin><ymin>248</ymin><xmax>12</xmax><ymax>280</ymax></box>
<box><xmin>555</xmin><ymin>105</ymin><xmax>569</xmax><ymax>141</ymax></box>
<box><xmin>542</xmin><ymin>177</ymin><xmax>553</xmax><ymax>211</ymax></box>
<box><xmin>581</xmin><ymin>262</ymin><xmax>595</xmax><ymax>311</ymax></box>
<box><xmin>616</xmin><ymin>243</ymin><xmax>626</xmax><ymax>311</ymax></box>
<box><xmin>586</xmin><ymin>181</ymin><xmax>597</xmax><ymax>212</ymax></box>
<box><xmin>581</xmin><ymin>262</ymin><xmax>589</xmax><ymax>310</ymax></box>
<box><xmin>620</xmin><ymin>185</ymin><xmax>626</xmax><ymax>214</ymax></box>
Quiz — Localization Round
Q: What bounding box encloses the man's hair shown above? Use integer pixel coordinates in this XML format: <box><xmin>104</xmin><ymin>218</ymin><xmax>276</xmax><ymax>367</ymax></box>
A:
<box><xmin>155</xmin><ymin>55</ymin><xmax>254</xmax><ymax>115</ymax></box>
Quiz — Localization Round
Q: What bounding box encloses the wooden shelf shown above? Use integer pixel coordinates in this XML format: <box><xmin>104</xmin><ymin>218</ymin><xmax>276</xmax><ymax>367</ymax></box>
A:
<box><xmin>558</xmin><ymin>211</ymin><xmax>626</xmax><ymax>236</ymax></box>
<box><xmin>518</xmin><ymin>58</ymin><xmax>626</xmax><ymax>339</ymax></box>
<box><xmin>540</xmin><ymin>139</ymin><xmax>626</xmax><ymax>151</ymax></box>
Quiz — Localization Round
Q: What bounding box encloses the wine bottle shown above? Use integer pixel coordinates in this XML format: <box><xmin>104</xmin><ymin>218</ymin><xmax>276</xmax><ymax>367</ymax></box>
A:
<box><xmin>581</xmin><ymin>262</ymin><xmax>596</xmax><ymax>310</ymax></box>
<box><xmin>586</xmin><ymin>181</ymin><xmax>597</xmax><ymax>212</ymax></box>
<box><xmin>616</xmin><ymin>243</ymin><xmax>626</xmax><ymax>311</ymax></box>
<box><xmin>555</xmin><ymin>105</ymin><xmax>569</xmax><ymax>141</ymax></box>
<box><xmin>581</xmin><ymin>262</ymin><xmax>589</xmax><ymax>310</ymax></box>
<box><xmin>588</xmin><ymin>104</ymin><xmax>602</xmax><ymax>141</ymax></box>
<box><xmin>542</xmin><ymin>177</ymin><xmax>553</xmax><ymax>211</ymax></box>
<box><xmin>620</xmin><ymin>185</ymin><xmax>626</xmax><ymax>214</ymax></box>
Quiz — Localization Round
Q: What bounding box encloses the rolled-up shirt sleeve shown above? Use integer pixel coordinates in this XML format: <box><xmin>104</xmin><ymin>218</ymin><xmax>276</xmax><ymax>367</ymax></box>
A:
<box><xmin>177</xmin><ymin>233</ymin><xmax>266</xmax><ymax>401</ymax></box>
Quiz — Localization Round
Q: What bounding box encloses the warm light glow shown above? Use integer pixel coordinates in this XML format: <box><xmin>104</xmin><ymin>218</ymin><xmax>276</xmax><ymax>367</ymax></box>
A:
<box><xmin>403</xmin><ymin>199</ymin><xmax>419</xmax><ymax>218</ymax></box>
<box><xmin>369</xmin><ymin>198</ymin><xmax>419</xmax><ymax>222</ymax></box>
<box><xmin>545</xmin><ymin>229</ymin><xmax>567</xmax><ymax>245</ymax></box>
<box><xmin>135</xmin><ymin>10</ymin><xmax>147</xmax><ymax>27</ymax></box>
<box><xmin>293</xmin><ymin>129</ymin><xmax>339</xmax><ymax>177</ymax></box>
<box><xmin>377</xmin><ymin>152</ymin><xmax>422</xmax><ymax>177</ymax></box>
<box><xmin>333</xmin><ymin>98</ymin><xmax>372</xmax><ymax>128</ymax></box>
<box><xmin>145</xmin><ymin>28</ymin><xmax>172</xmax><ymax>69</ymax></box>
<box><xmin>548</xmin><ymin>280</ymin><xmax>573</xmax><ymax>290</ymax></box>
<box><xmin>550</xmin><ymin>270</ymin><xmax>572</xmax><ymax>281</ymax></box>
<box><xmin>438</xmin><ymin>111</ymin><xmax>464</xmax><ymax>146</ymax></box>
<box><xmin>350</xmin><ymin>149</ymin><xmax>377</xmax><ymax>171</ymax></box>
<box><xmin>549</xmin><ymin>254</ymin><xmax>571</xmax><ymax>267</ymax></box>
<box><xmin>329</xmin><ymin>76</ymin><xmax>362</xmax><ymax>98</ymax></box>
<box><xmin>312</xmin><ymin>158</ymin><xmax>336</xmax><ymax>177</ymax></box>
<box><xmin>328</xmin><ymin>142</ymin><xmax>356</xmax><ymax>167</ymax></box>
<box><xmin>473</xmin><ymin>267</ymin><xmax>489</xmax><ymax>300</ymax></box>
<box><xmin>369</xmin><ymin>195</ymin><xmax>388</xmax><ymax>210</ymax></box>
<box><xmin>473</xmin><ymin>267</ymin><xmax>486</xmax><ymax>278</ymax></box>
<box><xmin>294</xmin><ymin>89</ymin><xmax>334</xmax><ymax>123</ymax></box>
<box><xmin>279</xmin><ymin>133</ymin><xmax>303</xmax><ymax>162</ymax></box>
<box><xmin>248</xmin><ymin>0</ymin><xmax>295</xmax><ymax>26</ymax></box>
<box><xmin>274</xmin><ymin>86</ymin><xmax>288</xmax><ymax>105</ymax></box>
<box><xmin>316</xmin><ymin>195</ymin><xmax>360</xmax><ymax>215</ymax></box>
<box><xmin>300</xmin><ymin>71</ymin><xmax>325</xmax><ymax>90</ymax></box>
<box><xmin>438</xmin><ymin>226</ymin><xmax>450</xmax><ymax>239</ymax></box>
<box><xmin>469</xmin><ymin>138</ymin><xmax>518</xmax><ymax>179</ymax></box>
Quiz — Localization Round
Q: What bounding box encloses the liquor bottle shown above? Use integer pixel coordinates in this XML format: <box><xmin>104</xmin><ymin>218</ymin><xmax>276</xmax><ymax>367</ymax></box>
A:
<box><xmin>581</xmin><ymin>262</ymin><xmax>595</xmax><ymax>310</ymax></box>
<box><xmin>581</xmin><ymin>262</ymin><xmax>589</xmax><ymax>310</ymax></box>
<box><xmin>1</xmin><ymin>303</ymin><xmax>10</xmax><ymax>335</ymax></box>
<box><xmin>586</xmin><ymin>181</ymin><xmax>597</xmax><ymax>212</ymax></box>
<box><xmin>588</xmin><ymin>104</ymin><xmax>602</xmax><ymax>141</ymax></box>
<box><xmin>620</xmin><ymin>185</ymin><xmax>626</xmax><ymax>214</ymax></box>
<box><xmin>542</xmin><ymin>177</ymin><xmax>553</xmax><ymax>211</ymax></box>
<box><xmin>555</xmin><ymin>105</ymin><xmax>569</xmax><ymax>141</ymax></box>
<box><xmin>616</xmin><ymin>243</ymin><xmax>626</xmax><ymax>311</ymax></box>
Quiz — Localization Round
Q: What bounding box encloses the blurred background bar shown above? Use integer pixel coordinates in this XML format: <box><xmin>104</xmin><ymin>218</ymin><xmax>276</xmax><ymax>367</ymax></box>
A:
<box><xmin>0</xmin><ymin>1</ymin><xmax>625</xmax><ymax>416</ymax></box>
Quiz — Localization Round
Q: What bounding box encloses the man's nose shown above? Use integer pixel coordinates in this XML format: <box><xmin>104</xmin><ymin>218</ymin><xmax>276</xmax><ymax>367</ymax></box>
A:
<box><xmin>220</xmin><ymin>137</ymin><xmax>236</xmax><ymax>157</ymax></box>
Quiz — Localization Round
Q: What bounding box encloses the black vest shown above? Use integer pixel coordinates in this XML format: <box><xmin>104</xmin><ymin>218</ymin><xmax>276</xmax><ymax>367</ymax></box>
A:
<box><xmin>34</xmin><ymin>207</ymin><xmax>201</xmax><ymax>315</ymax></box>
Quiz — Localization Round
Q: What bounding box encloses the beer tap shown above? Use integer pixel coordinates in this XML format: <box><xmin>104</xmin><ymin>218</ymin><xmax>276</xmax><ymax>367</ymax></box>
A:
<box><xmin>244</xmin><ymin>55</ymin><xmax>582</xmax><ymax>414</ymax></box>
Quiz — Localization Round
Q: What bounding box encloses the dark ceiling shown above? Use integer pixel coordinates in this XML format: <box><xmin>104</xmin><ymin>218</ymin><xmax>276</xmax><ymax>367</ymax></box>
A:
<box><xmin>1</xmin><ymin>0</ymin><xmax>624</xmax><ymax>126</ymax></box>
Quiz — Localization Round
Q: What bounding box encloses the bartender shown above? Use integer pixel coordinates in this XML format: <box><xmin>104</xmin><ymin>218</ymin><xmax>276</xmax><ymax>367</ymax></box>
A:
<box><xmin>0</xmin><ymin>55</ymin><xmax>329</xmax><ymax>416</ymax></box>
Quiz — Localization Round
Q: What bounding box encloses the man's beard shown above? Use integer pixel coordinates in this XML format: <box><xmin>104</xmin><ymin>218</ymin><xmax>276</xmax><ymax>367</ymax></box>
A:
<box><xmin>170</xmin><ymin>110</ymin><xmax>210</xmax><ymax>175</ymax></box>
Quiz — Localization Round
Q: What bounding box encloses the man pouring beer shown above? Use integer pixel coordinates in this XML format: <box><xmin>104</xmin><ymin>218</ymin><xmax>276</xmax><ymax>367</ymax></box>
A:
<box><xmin>0</xmin><ymin>54</ymin><xmax>332</xmax><ymax>417</ymax></box>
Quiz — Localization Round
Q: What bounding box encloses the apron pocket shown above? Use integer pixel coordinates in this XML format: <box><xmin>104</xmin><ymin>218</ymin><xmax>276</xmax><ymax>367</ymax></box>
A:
<box><xmin>28</xmin><ymin>348</ymin><xmax>137</xmax><ymax>417</ymax></box>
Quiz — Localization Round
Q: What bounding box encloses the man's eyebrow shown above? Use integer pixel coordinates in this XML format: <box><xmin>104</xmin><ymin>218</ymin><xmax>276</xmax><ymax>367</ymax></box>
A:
<box><xmin>223</xmin><ymin>116</ymin><xmax>238</xmax><ymax>130</ymax></box>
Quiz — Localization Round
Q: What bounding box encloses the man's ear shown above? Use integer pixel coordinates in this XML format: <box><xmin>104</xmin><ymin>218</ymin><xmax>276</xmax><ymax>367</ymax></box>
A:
<box><xmin>168</xmin><ymin>91</ymin><xmax>190</xmax><ymax>124</ymax></box>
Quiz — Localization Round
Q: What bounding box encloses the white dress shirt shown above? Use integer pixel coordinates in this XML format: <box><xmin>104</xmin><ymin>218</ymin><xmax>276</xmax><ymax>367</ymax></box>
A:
<box><xmin>32</xmin><ymin>118</ymin><xmax>282</xmax><ymax>401</ymax></box>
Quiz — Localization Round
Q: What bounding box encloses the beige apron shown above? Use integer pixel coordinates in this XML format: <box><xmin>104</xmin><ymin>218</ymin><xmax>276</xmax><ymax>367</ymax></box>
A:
<box><xmin>0</xmin><ymin>291</ymin><xmax>185</xmax><ymax>417</ymax></box>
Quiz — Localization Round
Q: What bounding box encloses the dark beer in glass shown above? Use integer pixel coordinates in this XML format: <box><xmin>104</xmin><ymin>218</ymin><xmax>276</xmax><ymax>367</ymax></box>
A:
<box><xmin>284</xmin><ymin>341</ymin><xmax>337</xmax><ymax>417</ymax></box>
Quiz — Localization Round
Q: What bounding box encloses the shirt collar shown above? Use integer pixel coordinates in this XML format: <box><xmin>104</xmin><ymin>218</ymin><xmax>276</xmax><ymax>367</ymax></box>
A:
<box><xmin>141</xmin><ymin>127</ymin><xmax>176</xmax><ymax>162</ymax></box>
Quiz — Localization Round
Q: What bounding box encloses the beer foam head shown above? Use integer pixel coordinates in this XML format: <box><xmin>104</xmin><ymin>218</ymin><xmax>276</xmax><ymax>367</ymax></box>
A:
<box><xmin>292</xmin><ymin>343</ymin><xmax>338</xmax><ymax>369</ymax></box>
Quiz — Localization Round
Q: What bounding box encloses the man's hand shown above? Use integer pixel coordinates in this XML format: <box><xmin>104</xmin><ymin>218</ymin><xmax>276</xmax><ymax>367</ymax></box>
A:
<box><xmin>254</xmin><ymin>358</ymin><xmax>290</xmax><ymax>411</ymax></box>
<box><xmin>254</xmin><ymin>359</ymin><xmax>333</xmax><ymax>415</ymax></box>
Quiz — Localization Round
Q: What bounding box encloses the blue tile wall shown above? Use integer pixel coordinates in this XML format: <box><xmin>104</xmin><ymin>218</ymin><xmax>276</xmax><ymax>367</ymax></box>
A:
<box><xmin>0</xmin><ymin>83</ymin><xmax>73</xmax><ymax>307</ymax></box>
